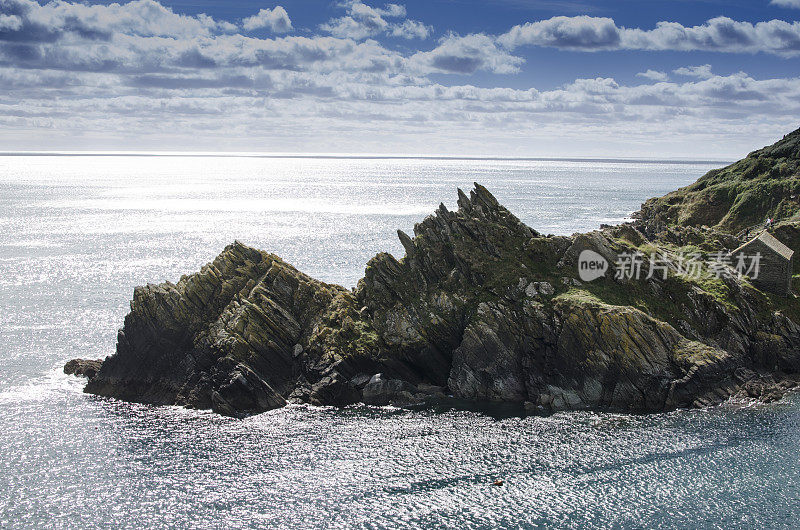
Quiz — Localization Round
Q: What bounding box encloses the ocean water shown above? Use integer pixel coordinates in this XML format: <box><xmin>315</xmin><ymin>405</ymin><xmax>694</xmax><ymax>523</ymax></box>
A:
<box><xmin>3</xmin><ymin>155</ymin><xmax>799</xmax><ymax>528</ymax></box>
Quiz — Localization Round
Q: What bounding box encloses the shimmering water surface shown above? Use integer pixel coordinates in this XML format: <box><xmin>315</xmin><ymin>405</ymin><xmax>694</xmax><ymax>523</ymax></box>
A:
<box><xmin>2</xmin><ymin>155</ymin><xmax>799</xmax><ymax>528</ymax></box>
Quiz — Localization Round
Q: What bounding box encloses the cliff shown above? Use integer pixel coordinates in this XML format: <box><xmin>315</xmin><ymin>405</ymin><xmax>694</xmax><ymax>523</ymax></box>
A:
<box><xmin>638</xmin><ymin>127</ymin><xmax>800</xmax><ymax>234</ymax></box>
<box><xmin>67</xmin><ymin>174</ymin><xmax>800</xmax><ymax>416</ymax></box>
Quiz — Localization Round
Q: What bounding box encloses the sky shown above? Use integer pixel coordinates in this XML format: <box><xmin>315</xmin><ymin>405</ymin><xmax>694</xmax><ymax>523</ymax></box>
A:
<box><xmin>1</xmin><ymin>0</ymin><xmax>800</xmax><ymax>157</ymax></box>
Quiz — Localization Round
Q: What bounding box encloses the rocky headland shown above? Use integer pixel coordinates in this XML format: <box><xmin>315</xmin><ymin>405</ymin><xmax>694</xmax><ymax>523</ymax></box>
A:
<box><xmin>67</xmin><ymin>129</ymin><xmax>800</xmax><ymax>417</ymax></box>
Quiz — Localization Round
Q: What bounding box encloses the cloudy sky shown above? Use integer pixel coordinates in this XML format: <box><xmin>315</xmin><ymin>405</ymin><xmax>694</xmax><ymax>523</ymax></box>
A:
<box><xmin>1</xmin><ymin>0</ymin><xmax>800</xmax><ymax>157</ymax></box>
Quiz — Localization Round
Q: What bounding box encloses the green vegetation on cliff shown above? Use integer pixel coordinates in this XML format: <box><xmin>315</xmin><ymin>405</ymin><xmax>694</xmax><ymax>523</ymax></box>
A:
<box><xmin>639</xmin><ymin>128</ymin><xmax>800</xmax><ymax>233</ymax></box>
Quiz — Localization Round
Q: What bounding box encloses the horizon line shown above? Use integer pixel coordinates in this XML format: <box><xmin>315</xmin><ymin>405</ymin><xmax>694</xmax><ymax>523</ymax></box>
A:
<box><xmin>0</xmin><ymin>151</ymin><xmax>734</xmax><ymax>165</ymax></box>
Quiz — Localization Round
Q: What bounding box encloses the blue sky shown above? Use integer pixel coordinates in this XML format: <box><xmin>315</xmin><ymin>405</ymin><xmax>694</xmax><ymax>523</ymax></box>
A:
<box><xmin>1</xmin><ymin>0</ymin><xmax>799</xmax><ymax>157</ymax></box>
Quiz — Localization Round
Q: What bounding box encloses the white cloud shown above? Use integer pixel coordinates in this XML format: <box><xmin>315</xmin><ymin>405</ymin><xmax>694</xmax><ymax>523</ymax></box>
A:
<box><xmin>0</xmin><ymin>14</ymin><xmax>22</xmax><ymax>31</ymax></box>
<box><xmin>410</xmin><ymin>33</ymin><xmax>523</xmax><ymax>74</ymax></box>
<box><xmin>321</xmin><ymin>1</ymin><xmax>396</xmax><ymax>39</ymax></box>
<box><xmin>389</xmin><ymin>19</ymin><xmax>432</xmax><ymax>40</ymax></box>
<box><xmin>498</xmin><ymin>16</ymin><xmax>621</xmax><ymax>50</ymax></box>
<box><xmin>3</xmin><ymin>62</ymin><xmax>799</xmax><ymax>156</ymax></box>
<box><xmin>5</xmin><ymin>67</ymin><xmax>798</xmax><ymax>156</ymax></box>
<box><xmin>636</xmin><ymin>69</ymin><xmax>668</xmax><ymax>82</ymax></box>
<box><xmin>673</xmin><ymin>64</ymin><xmax>714</xmax><ymax>79</ymax></box>
<box><xmin>242</xmin><ymin>6</ymin><xmax>292</xmax><ymax>33</ymax></box>
<box><xmin>320</xmin><ymin>16</ymin><xmax>383</xmax><ymax>40</ymax></box>
<box><xmin>320</xmin><ymin>1</ymin><xmax>429</xmax><ymax>40</ymax></box>
<box><xmin>500</xmin><ymin>15</ymin><xmax>800</xmax><ymax>56</ymax></box>
<box><xmin>0</xmin><ymin>0</ymin><xmax>236</xmax><ymax>42</ymax></box>
<box><xmin>771</xmin><ymin>0</ymin><xmax>800</xmax><ymax>8</ymax></box>
<box><xmin>352</xmin><ymin>1</ymin><xmax>406</xmax><ymax>19</ymax></box>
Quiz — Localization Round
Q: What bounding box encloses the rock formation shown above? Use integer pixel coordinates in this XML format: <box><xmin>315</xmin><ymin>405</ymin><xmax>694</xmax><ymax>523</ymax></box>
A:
<box><xmin>64</xmin><ymin>359</ymin><xmax>103</xmax><ymax>379</ymax></box>
<box><xmin>67</xmin><ymin>132</ymin><xmax>800</xmax><ymax>417</ymax></box>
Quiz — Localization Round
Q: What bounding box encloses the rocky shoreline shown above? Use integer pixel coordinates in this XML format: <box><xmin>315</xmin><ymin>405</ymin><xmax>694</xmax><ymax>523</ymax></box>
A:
<box><xmin>66</xmin><ymin>132</ymin><xmax>800</xmax><ymax>418</ymax></box>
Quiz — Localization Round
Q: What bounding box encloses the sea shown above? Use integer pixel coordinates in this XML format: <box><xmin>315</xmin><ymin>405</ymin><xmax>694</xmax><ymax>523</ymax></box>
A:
<box><xmin>2</xmin><ymin>154</ymin><xmax>799</xmax><ymax>529</ymax></box>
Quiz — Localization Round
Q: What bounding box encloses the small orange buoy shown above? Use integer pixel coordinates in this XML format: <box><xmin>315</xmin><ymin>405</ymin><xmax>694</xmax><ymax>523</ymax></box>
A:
<box><xmin>493</xmin><ymin>479</ymin><xmax>504</xmax><ymax>486</ymax></box>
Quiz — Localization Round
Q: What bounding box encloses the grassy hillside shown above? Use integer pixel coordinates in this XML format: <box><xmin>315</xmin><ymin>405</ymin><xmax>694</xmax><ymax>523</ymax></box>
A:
<box><xmin>638</xmin><ymin>128</ymin><xmax>800</xmax><ymax>233</ymax></box>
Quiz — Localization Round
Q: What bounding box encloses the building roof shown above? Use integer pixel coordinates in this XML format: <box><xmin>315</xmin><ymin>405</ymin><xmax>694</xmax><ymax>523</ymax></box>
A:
<box><xmin>731</xmin><ymin>230</ymin><xmax>795</xmax><ymax>261</ymax></box>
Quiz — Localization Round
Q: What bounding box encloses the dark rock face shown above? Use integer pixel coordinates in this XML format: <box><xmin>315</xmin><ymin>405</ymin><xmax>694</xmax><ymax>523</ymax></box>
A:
<box><xmin>64</xmin><ymin>359</ymin><xmax>103</xmax><ymax>379</ymax></box>
<box><xmin>362</xmin><ymin>373</ymin><xmax>446</xmax><ymax>406</ymax></box>
<box><xmin>68</xmin><ymin>183</ymin><xmax>800</xmax><ymax>417</ymax></box>
<box><xmin>737</xmin><ymin>372</ymin><xmax>800</xmax><ymax>403</ymax></box>
<box><xmin>81</xmin><ymin>241</ymin><xmax>382</xmax><ymax>416</ymax></box>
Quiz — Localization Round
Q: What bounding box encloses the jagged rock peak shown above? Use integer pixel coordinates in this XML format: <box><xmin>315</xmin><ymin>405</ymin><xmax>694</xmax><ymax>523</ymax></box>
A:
<box><xmin>394</xmin><ymin>183</ymin><xmax>538</xmax><ymax>259</ymax></box>
<box><xmin>445</xmin><ymin>183</ymin><xmax>536</xmax><ymax>231</ymax></box>
<box><xmin>456</xmin><ymin>188</ymin><xmax>470</xmax><ymax>210</ymax></box>
<box><xmin>469</xmin><ymin>182</ymin><xmax>500</xmax><ymax>210</ymax></box>
<box><xmin>397</xmin><ymin>229</ymin><xmax>415</xmax><ymax>255</ymax></box>
<box><xmin>454</xmin><ymin>182</ymin><xmax>502</xmax><ymax>216</ymax></box>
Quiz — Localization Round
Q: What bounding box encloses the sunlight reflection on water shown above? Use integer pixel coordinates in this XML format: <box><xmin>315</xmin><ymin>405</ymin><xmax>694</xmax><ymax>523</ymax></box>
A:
<box><xmin>6</xmin><ymin>155</ymin><xmax>796</xmax><ymax>529</ymax></box>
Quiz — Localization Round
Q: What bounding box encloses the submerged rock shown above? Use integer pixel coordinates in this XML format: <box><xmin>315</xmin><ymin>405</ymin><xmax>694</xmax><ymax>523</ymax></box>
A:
<box><xmin>67</xmin><ymin>178</ymin><xmax>800</xmax><ymax>417</ymax></box>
